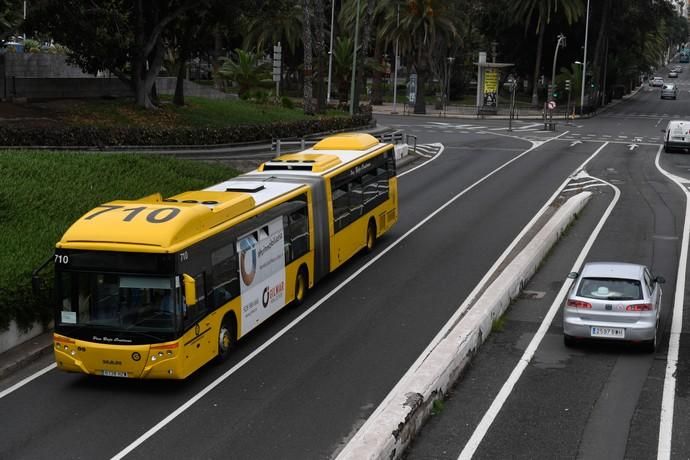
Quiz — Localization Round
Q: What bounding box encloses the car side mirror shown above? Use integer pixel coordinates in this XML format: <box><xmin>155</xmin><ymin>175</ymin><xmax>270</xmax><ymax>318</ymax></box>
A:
<box><xmin>655</xmin><ymin>276</ymin><xmax>666</xmax><ymax>284</ymax></box>
<box><xmin>661</xmin><ymin>129</ymin><xmax>666</xmax><ymax>133</ymax></box>
<box><xmin>183</xmin><ymin>274</ymin><xmax>197</xmax><ymax>306</ymax></box>
<box><xmin>567</xmin><ymin>272</ymin><xmax>579</xmax><ymax>279</ymax></box>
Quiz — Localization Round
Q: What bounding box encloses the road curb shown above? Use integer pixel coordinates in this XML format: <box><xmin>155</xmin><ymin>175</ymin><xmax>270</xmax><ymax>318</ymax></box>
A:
<box><xmin>336</xmin><ymin>191</ymin><xmax>592</xmax><ymax>460</ymax></box>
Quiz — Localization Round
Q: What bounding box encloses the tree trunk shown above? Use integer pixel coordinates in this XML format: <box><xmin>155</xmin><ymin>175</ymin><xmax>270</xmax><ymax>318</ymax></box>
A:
<box><xmin>314</xmin><ymin>0</ymin><xmax>326</xmax><ymax>112</ymax></box>
<box><xmin>302</xmin><ymin>0</ymin><xmax>314</xmax><ymax>115</ymax></box>
<box><xmin>530</xmin><ymin>23</ymin><xmax>545</xmax><ymax>107</ymax></box>
<box><xmin>414</xmin><ymin>70</ymin><xmax>426</xmax><ymax>114</ymax></box>
<box><xmin>355</xmin><ymin>0</ymin><xmax>374</xmax><ymax>108</ymax></box>
<box><xmin>591</xmin><ymin>0</ymin><xmax>611</xmax><ymax>105</ymax></box>
<box><xmin>371</xmin><ymin>38</ymin><xmax>383</xmax><ymax>105</ymax></box>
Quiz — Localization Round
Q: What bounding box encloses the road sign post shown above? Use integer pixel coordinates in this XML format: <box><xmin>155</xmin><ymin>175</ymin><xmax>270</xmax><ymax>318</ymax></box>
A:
<box><xmin>273</xmin><ymin>42</ymin><xmax>282</xmax><ymax>100</ymax></box>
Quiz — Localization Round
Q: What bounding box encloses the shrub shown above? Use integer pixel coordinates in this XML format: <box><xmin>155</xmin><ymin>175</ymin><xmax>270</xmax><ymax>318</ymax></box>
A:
<box><xmin>281</xmin><ymin>96</ymin><xmax>295</xmax><ymax>109</ymax></box>
<box><xmin>0</xmin><ymin>114</ymin><xmax>373</xmax><ymax>147</ymax></box>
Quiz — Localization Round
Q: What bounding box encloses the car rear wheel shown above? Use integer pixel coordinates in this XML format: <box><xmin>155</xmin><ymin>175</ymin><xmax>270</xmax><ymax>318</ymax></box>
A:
<box><xmin>664</xmin><ymin>144</ymin><xmax>674</xmax><ymax>153</ymax></box>
<box><xmin>564</xmin><ymin>334</ymin><xmax>576</xmax><ymax>348</ymax></box>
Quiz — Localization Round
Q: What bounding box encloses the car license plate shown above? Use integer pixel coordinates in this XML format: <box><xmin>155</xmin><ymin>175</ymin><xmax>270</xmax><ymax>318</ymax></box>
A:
<box><xmin>590</xmin><ymin>327</ymin><xmax>625</xmax><ymax>338</ymax></box>
<box><xmin>101</xmin><ymin>370</ymin><xmax>128</xmax><ymax>378</ymax></box>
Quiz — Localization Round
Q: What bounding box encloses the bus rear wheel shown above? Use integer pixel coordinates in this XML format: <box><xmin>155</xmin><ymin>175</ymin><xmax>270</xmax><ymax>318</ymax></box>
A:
<box><xmin>366</xmin><ymin>220</ymin><xmax>377</xmax><ymax>253</ymax></box>
<box><xmin>293</xmin><ymin>267</ymin><xmax>308</xmax><ymax>307</ymax></box>
<box><xmin>216</xmin><ymin>316</ymin><xmax>236</xmax><ymax>362</ymax></box>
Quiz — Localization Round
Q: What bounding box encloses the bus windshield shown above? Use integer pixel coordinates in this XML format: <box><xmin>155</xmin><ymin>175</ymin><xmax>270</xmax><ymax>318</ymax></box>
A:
<box><xmin>58</xmin><ymin>272</ymin><xmax>180</xmax><ymax>333</ymax></box>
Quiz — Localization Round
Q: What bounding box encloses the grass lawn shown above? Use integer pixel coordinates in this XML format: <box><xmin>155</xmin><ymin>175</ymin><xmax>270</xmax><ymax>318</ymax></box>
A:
<box><xmin>0</xmin><ymin>151</ymin><xmax>239</xmax><ymax>328</ymax></box>
<box><xmin>61</xmin><ymin>96</ymin><xmax>350</xmax><ymax>129</ymax></box>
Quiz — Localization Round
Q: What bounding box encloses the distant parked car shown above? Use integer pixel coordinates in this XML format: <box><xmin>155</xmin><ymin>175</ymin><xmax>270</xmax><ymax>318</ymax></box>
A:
<box><xmin>563</xmin><ymin>262</ymin><xmax>664</xmax><ymax>352</ymax></box>
<box><xmin>673</xmin><ymin>66</ymin><xmax>683</xmax><ymax>73</ymax></box>
<box><xmin>661</xmin><ymin>83</ymin><xmax>678</xmax><ymax>100</ymax></box>
<box><xmin>668</xmin><ymin>70</ymin><xmax>679</xmax><ymax>78</ymax></box>
<box><xmin>663</xmin><ymin>119</ymin><xmax>690</xmax><ymax>153</ymax></box>
<box><xmin>650</xmin><ymin>76</ymin><xmax>664</xmax><ymax>87</ymax></box>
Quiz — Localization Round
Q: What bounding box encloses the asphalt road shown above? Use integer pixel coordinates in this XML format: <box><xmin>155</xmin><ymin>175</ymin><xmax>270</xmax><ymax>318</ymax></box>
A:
<box><xmin>3</xmin><ymin>69</ymin><xmax>690</xmax><ymax>460</ymax></box>
<box><xmin>401</xmin><ymin>66</ymin><xmax>690</xmax><ymax>459</ymax></box>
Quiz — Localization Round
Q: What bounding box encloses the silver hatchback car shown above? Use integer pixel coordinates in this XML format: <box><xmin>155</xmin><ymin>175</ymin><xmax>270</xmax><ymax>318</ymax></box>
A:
<box><xmin>563</xmin><ymin>262</ymin><xmax>664</xmax><ymax>352</ymax></box>
<box><xmin>661</xmin><ymin>83</ymin><xmax>678</xmax><ymax>99</ymax></box>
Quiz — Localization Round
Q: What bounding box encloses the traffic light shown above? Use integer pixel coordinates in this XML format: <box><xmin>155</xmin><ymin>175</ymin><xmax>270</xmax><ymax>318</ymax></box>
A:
<box><xmin>565</xmin><ymin>79</ymin><xmax>571</xmax><ymax>91</ymax></box>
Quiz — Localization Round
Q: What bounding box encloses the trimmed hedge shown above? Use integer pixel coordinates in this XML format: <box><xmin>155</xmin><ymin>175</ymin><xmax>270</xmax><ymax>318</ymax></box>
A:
<box><xmin>0</xmin><ymin>114</ymin><xmax>373</xmax><ymax>147</ymax></box>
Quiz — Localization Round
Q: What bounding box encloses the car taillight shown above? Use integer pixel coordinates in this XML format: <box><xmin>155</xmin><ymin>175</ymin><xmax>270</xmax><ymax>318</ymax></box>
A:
<box><xmin>567</xmin><ymin>299</ymin><xmax>592</xmax><ymax>309</ymax></box>
<box><xmin>626</xmin><ymin>303</ymin><xmax>653</xmax><ymax>311</ymax></box>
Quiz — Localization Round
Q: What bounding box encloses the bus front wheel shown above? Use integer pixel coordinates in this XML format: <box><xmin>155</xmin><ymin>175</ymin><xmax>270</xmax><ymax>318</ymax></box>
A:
<box><xmin>216</xmin><ymin>316</ymin><xmax>236</xmax><ymax>362</ymax></box>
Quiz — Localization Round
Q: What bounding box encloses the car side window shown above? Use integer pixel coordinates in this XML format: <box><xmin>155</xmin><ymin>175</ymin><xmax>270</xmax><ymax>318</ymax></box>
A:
<box><xmin>643</xmin><ymin>270</ymin><xmax>654</xmax><ymax>294</ymax></box>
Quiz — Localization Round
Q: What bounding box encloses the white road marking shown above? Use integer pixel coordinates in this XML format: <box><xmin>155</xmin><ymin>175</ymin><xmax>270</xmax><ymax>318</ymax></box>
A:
<box><xmin>458</xmin><ymin>144</ymin><xmax>618</xmax><ymax>459</ymax></box>
<box><xmin>0</xmin><ymin>363</ymin><xmax>56</xmax><ymax>400</ymax></box>
<box><xmin>654</xmin><ymin>145</ymin><xmax>689</xmax><ymax>460</ymax></box>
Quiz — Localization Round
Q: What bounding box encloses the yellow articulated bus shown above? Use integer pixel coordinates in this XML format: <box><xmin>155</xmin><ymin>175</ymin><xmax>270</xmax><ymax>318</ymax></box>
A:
<box><xmin>49</xmin><ymin>133</ymin><xmax>397</xmax><ymax>379</ymax></box>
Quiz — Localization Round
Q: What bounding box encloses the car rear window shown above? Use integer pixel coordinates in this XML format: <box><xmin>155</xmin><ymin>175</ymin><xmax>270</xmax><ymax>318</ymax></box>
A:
<box><xmin>664</xmin><ymin>85</ymin><xmax>674</xmax><ymax>89</ymax></box>
<box><xmin>576</xmin><ymin>277</ymin><xmax>642</xmax><ymax>300</ymax></box>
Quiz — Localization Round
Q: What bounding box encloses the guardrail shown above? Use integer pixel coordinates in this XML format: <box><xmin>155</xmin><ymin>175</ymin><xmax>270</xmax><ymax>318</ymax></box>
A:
<box><xmin>271</xmin><ymin>129</ymin><xmax>416</xmax><ymax>157</ymax></box>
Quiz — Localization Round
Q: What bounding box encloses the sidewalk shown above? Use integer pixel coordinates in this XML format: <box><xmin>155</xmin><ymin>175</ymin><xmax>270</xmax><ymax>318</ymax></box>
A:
<box><xmin>0</xmin><ymin>331</ymin><xmax>53</xmax><ymax>380</ymax></box>
<box><xmin>370</xmin><ymin>86</ymin><xmax>643</xmax><ymax>121</ymax></box>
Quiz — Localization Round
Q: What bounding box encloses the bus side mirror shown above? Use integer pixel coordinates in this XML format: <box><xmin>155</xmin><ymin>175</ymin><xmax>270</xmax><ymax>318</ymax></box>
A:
<box><xmin>183</xmin><ymin>274</ymin><xmax>197</xmax><ymax>306</ymax></box>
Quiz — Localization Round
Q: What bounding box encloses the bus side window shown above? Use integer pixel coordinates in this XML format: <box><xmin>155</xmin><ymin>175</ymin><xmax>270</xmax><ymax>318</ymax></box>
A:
<box><xmin>210</xmin><ymin>244</ymin><xmax>239</xmax><ymax>308</ymax></box>
<box><xmin>285</xmin><ymin>206</ymin><xmax>309</xmax><ymax>262</ymax></box>
<box><xmin>332</xmin><ymin>183</ymin><xmax>351</xmax><ymax>232</ymax></box>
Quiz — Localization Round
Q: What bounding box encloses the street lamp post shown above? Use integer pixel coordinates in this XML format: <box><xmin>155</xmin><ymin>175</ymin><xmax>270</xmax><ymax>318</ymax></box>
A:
<box><xmin>580</xmin><ymin>0</ymin><xmax>591</xmax><ymax>115</ymax></box>
<box><xmin>326</xmin><ymin>0</ymin><xmax>335</xmax><ymax>104</ymax></box>
<box><xmin>349</xmin><ymin>0</ymin><xmax>361</xmax><ymax>115</ymax></box>
<box><xmin>391</xmin><ymin>5</ymin><xmax>400</xmax><ymax>114</ymax></box>
<box><xmin>550</xmin><ymin>34</ymin><xmax>566</xmax><ymax>102</ymax></box>
<box><xmin>445</xmin><ymin>56</ymin><xmax>455</xmax><ymax>114</ymax></box>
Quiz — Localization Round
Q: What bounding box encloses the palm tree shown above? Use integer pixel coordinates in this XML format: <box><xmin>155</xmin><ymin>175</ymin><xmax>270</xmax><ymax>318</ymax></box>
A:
<box><xmin>242</xmin><ymin>2</ymin><xmax>302</xmax><ymax>56</ymax></box>
<box><xmin>302</xmin><ymin>0</ymin><xmax>314</xmax><ymax>114</ymax></box>
<box><xmin>216</xmin><ymin>49</ymin><xmax>270</xmax><ymax>98</ymax></box>
<box><xmin>381</xmin><ymin>0</ymin><xmax>457</xmax><ymax>114</ymax></box>
<box><xmin>511</xmin><ymin>0</ymin><xmax>583</xmax><ymax>106</ymax></box>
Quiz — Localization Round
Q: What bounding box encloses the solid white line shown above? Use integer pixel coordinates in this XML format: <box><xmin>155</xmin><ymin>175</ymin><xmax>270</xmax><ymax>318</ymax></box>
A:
<box><xmin>458</xmin><ymin>153</ymin><xmax>619</xmax><ymax>460</ymax></box>
<box><xmin>0</xmin><ymin>363</ymin><xmax>56</xmax><ymax>400</ymax></box>
<box><xmin>115</xmin><ymin>137</ymin><xmax>546</xmax><ymax>459</ymax></box>
<box><xmin>655</xmin><ymin>145</ymin><xmax>689</xmax><ymax>460</ymax></box>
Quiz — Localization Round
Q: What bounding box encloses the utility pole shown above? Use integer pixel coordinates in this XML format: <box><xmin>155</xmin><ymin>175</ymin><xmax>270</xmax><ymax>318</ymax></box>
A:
<box><xmin>326</xmin><ymin>0</ymin><xmax>335</xmax><ymax>104</ymax></box>
<box><xmin>580</xmin><ymin>0</ymin><xmax>590</xmax><ymax>115</ymax></box>
<box><xmin>391</xmin><ymin>5</ymin><xmax>400</xmax><ymax>114</ymax></box>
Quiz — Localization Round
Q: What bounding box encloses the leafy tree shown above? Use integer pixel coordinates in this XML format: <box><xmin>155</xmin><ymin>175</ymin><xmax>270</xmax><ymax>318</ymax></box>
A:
<box><xmin>26</xmin><ymin>0</ymin><xmax>212</xmax><ymax>109</ymax></box>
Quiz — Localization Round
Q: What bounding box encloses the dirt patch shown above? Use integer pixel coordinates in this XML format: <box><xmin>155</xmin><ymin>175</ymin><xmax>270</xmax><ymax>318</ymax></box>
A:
<box><xmin>0</xmin><ymin>99</ymin><xmax>68</xmax><ymax>128</ymax></box>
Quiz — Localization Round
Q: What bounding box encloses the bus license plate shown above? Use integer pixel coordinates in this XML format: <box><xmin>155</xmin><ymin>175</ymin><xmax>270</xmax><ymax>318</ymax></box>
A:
<box><xmin>101</xmin><ymin>370</ymin><xmax>128</xmax><ymax>378</ymax></box>
<box><xmin>590</xmin><ymin>327</ymin><xmax>624</xmax><ymax>338</ymax></box>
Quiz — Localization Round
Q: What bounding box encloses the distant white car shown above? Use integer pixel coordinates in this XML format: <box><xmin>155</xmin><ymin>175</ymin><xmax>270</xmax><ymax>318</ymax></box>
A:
<box><xmin>663</xmin><ymin>119</ymin><xmax>690</xmax><ymax>153</ymax></box>
<box><xmin>650</xmin><ymin>76</ymin><xmax>664</xmax><ymax>87</ymax></box>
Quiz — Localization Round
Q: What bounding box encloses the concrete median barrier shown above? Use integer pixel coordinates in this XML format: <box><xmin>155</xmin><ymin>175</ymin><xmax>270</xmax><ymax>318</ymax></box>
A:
<box><xmin>337</xmin><ymin>191</ymin><xmax>592</xmax><ymax>460</ymax></box>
